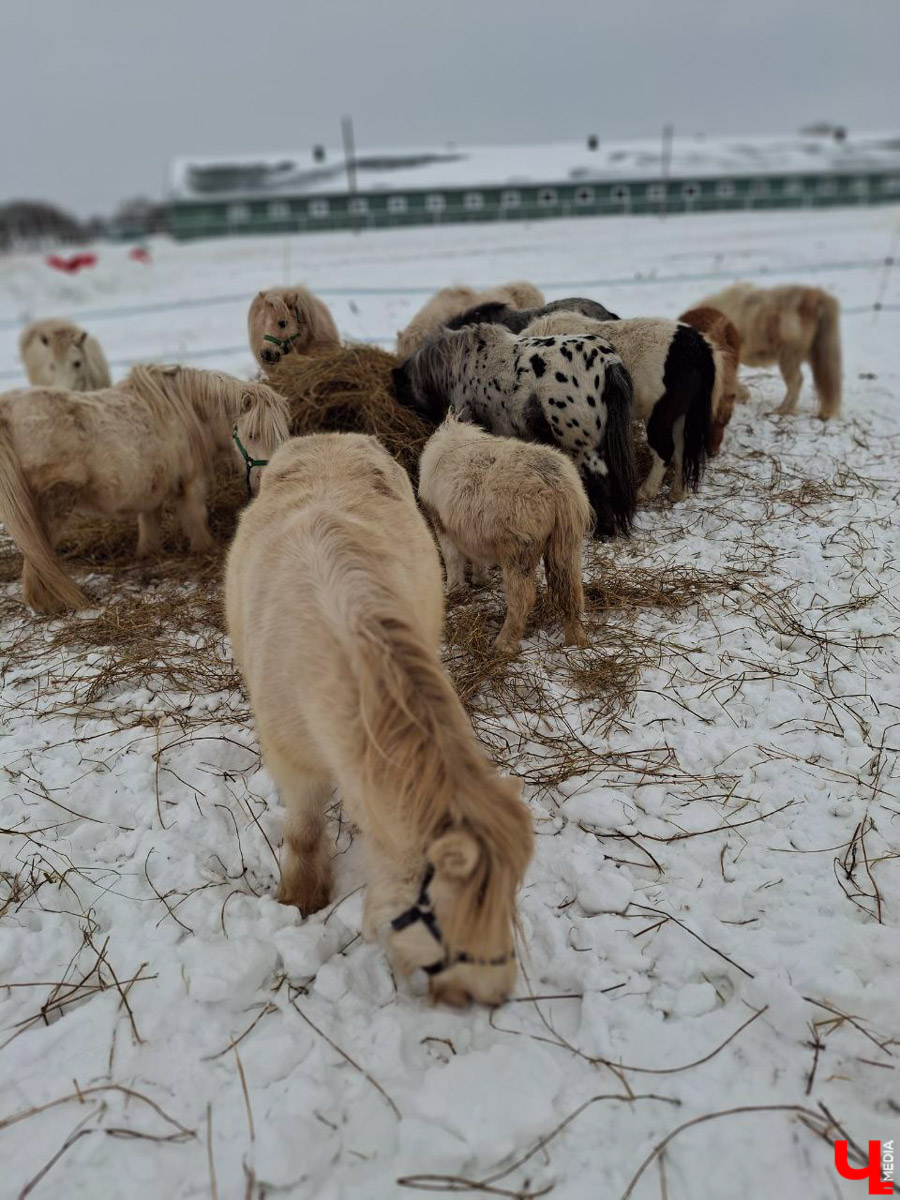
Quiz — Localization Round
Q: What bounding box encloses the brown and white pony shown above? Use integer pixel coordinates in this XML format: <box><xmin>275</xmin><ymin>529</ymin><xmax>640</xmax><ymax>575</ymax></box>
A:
<box><xmin>224</xmin><ymin>432</ymin><xmax>534</xmax><ymax>1006</ymax></box>
<box><xmin>20</xmin><ymin>318</ymin><xmax>112</xmax><ymax>391</ymax></box>
<box><xmin>0</xmin><ymin>365</ymin><xmax>289</xmax><ymax>613</ymax></box>
<box><xmin>419</xmin><ymin>416</ymin><xmax>591</xmax><ymax>653</ymax></box>
<box><xmin>248</xmin><ymin>287</ymin><xmax>340</xmax><ymax>367</ymax></box>
<box><xmin>395</xmin><ymin>280</ymin><xmax>545</xmax><ymax>360</ymax></box>
<box><xmin>678</xmin><ymin>305</ymin><xmax>748</xmax><ymax>455</ymax></box>
<box><xmin>696</xmin><ymin>282</ymin><xmax>841</xmax><ymax>418</ymax></box>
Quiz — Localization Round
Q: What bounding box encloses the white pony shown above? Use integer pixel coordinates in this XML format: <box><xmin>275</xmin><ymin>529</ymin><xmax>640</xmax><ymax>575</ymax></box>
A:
<box><xmin>419</xmin><ymin>416</ymin><xmax>591</xmax><ymax>653</ymax></box>
<box><xmin>225</xmin><ymin>432</ymin><xmax>534</xmax><ymax>1006</ymax></box>
<box><xmin>19</xmin><ymin>318</ymin><xmax>112</xmax><ymax>390</ymax></box>
<box><xmin>0</xmin><ymin>365</ymin><xmax>289</xmax><ymax>613</ymax></box>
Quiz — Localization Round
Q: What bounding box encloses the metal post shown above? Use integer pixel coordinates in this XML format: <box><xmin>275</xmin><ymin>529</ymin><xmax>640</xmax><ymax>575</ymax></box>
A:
<box><xmin>660</xmin><ymin>123</ymin><xmax>673</xmax><ymax>218</ymax></box>
<box><xmin>341</xmin><ymin>115</ymin><xmax>360</xmax><ymax>234</ymax></box>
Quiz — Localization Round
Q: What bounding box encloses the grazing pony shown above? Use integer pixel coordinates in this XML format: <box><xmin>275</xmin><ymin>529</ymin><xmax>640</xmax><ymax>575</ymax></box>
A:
<box><xmin>19</xmin><ymin>318</ymin><xmax>112</xmax><ymax>391</ymax></box>
<box><xmin>393</xmin><ymin>324</ymin><xmax>636</xmax><ymax>538</ymax></box>
<box><xmin>678</xmin><ymin>306</ymin><xmax>748</xmax><ymax>455</ymax></box>
<box><xmin>696</xmin><ymin>282</ymin><xmax>841</xmax><ymax>418</ymax></box>
<box><xmin>444</xmin><ymin>295</ymin><xmax>620</xmax><ymax>335</ymax></box>
<box><xmin>248</xmin><ymin>287</ymin><xmax>340</xmax><ymax>367</ymax></box>
<box><xmin>224</xmin><ymin>432</ymin><xmax>534</xmax><ymax>1006</ymax></box>
<box><xmin>395</xmin><ymin>281</ymin><xmax>545</xmax><ymax>360</ymax></box>
<box><xmin>419</xmin><ymin>416</ymin><xmax>591</xmax><ymax>653</ymax></box>
<box><xmin>521</xmin><ymin>313</ymin><xmax>723</xmax><ymax>502</ymax></box>
<box><xmin>0</xmin><ymin>366</ymin><xmax>289</xmax><ymax>613</ymax></box>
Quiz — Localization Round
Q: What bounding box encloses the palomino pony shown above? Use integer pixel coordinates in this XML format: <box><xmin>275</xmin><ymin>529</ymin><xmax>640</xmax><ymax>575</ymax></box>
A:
<box><xmin>678</xmin><ymin>305</ymin><xmax>748</xmax><ymax>455</ymax></box>
<box><xmin>19</xmin><ymin>318</ymin><xmax>112</xmax><ymax>391</ymax></box>
<box><xmin>419</xmin><ymin>416</ymin><xmax>591</xmax><ymax>653</ymax></box>
<box><xmin>521</xmin><ymin>312</ymin><xmax>723</xmax><ymax>502</ymax></box>
<box><xmin>696</xmin><ymin>282</ymin><xmax>842</xmax><ymax>418</ymax></box>
<box><xmin>0</xmin><ymin>365</ymin><xmax>288</xmax><ymax>613</ymax></box>
<box><xmin>248</xmin><ymin>287</ymin><xmax>340</xmax><ymax>367</ymax></box>
<box><xmin>225</xmin><ymin>433</ymin><xmax>534</xmax><ymax>1006</ymax></box>
<box><xmin>392</xmin><ymin>324</ymin><xmax>636</xmax><ymax>538</ymax></box>
<box><xmin>395</xmin><ymin>281</ymin><xmax>545</xmax><ymax>360</ymax></box>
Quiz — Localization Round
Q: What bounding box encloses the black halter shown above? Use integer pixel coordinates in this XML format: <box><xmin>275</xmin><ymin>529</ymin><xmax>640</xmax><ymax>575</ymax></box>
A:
<box><xmin>390</xmin><ymin>863</ymin><xmax>515</xmax><ymax>977</ymax></box>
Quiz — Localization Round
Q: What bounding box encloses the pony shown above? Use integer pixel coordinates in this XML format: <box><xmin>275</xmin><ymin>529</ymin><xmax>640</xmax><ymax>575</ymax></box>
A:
<box><xmin>678</xmin><ymin>306</ymin><xmax>748</xmax><ymax>455</ymax></box>
<box><xmin>392</xmin><ymin>324</ymin><xmax>636</xmax><ymax>538</ymax></box>
<box><xmin>395</xmin><ymin>281</ymin><xmax>545</xmax><ymax>360</ymax></box>
<box><xmin>695</xmin><ymin>283</ymin><xmax>841</xmax><ymax>418</ymax></box>
<box><xmin>419</xmin><ymin>416</ymin><xmax>591</xmax><ymax>654</ymax></box>
<box><xmin>521</xmin><ymin>313</ymin><xmax>723</xmax><ymax>502</ymax></box>
<box><xmin>248</xmin><ymin>287</ymin><xmax>340</xmax><ymax>367</ymax></box>
<box><xmin>224</xmin><ymin>432</ymin><xmax>534</xmax><ymax>1006</ymax></box>
<box><xmin>444</xmin><ymin>295</ymin><xmax>620</xmax><ymax>335</ymax></box>
<box><xmin>19</xmin><ymin>318</ymin><xmax>112</xmax><ymax>391</ymax></box>
<box><xmin>0</xmin><ymin>366</ymin><xmax>289</xmax><ymax>613</ymax></box>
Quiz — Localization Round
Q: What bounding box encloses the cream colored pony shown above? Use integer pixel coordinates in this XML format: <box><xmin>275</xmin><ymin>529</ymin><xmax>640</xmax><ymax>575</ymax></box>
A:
<box><xmin>396</xmin><ymin>280</ymin><xmax>545</xmax><ymax>359</ymax></box>
<box><xmin>419</xmin><ymin>416</ymin><xmax>591</xmax><ymax>653</ymax></box>
<box><xmin>224</xmin><ymin>432</ymin><xmax>534</xmax><ymax>1007</ymax></box>
<box><xmin>0</xmin><ymin>366</ymin><xmax>289</xmax><ymax>613</ymax></box>
<box><xmin>19</xmin><ymin>318</ymin><xmax>112</xmax><ymax>390</ymax></box>
<box><xmin>248</xmin><ymin>287</ymin><xmax>340</xmax><ymax>367</ymax></box>
<box><xmin>696</xmin><ymin>282</ymin><xmax>841</xmax><ymax>418</ymax></box>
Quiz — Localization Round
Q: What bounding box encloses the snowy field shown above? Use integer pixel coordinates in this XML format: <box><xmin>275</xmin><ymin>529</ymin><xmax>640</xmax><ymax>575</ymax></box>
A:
<box><xmin>0</xmin><ymin>206</ymin><xmax>898</xmax><ymax>1199</ymax></box>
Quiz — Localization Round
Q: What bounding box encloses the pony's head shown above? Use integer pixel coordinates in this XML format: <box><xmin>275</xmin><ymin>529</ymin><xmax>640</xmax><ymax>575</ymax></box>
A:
<box><xmin>249</xmin><ymin>288</ymin><xmax>338</xmax><ymax>367</ymax></box>
<box><xmin>388</xmin><ymin>777</ymin><xmax>533</xmax><ymax>1007</ymax></box>
<box><xmin>233</xmin><ymin>381</ymin><xmax>290</xmax><ymax>495</ymax></box>
<box><xmin>710</xmin><ymin>391</ymin><xmax>736</xmax><ymax>455</ymax></box>
<box><xmin>391</xmin><ymin>333</ymin><xmax>460</xmax><ymax>424</ymax></box>
<box><xmin>31</xmin><ymin>324</ymin><xmax>92</xmax><ymax>389</ymax></box>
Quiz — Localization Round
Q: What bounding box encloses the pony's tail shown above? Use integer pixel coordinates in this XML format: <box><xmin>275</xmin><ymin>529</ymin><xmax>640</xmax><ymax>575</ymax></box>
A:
<box><xmin>0</xmin><ymin>421</ymin><xmax>87</xmax><ymax>613</ymax></box>
<box><xmin>544</xmin><ymin>478</ymin><xmax>591</xmax><ymax>633</ymax></box>
<box><xmin>681</xmin><ymin>338</ymin><xmax>716</xmax><ymax>492</ymax></box>
<box><xmin>602</xmin><ymin>361</ymin><xmax>637</xmax><ymax>536</ymax></box>
<box><xmin>810</xmin><ymin>292</ymin><xmax>842</xmax><ymax>419</ymax></box>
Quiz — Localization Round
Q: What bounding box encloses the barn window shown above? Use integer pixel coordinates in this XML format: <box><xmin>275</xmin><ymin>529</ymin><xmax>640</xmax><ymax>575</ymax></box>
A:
<box><xmin>227</xmin><ymin>203</ymin><xmax>250</xmax><ymax>225</ymax></box>
<box><xmin>387</xmin><ymin>195</ymin><xmax>407</xmax><ymax>213</ymax></box>
<box><xmin>816</xmin><ymin>178</ymin><xmax>838</xmax><ymax>197</ymax></box>
<box><xmin>348</xmin><ymin>197</ymin><xmax>368</xmax><ymax>215</ymax></box>
<box><xmin>463</xmin><ymin>192</ymin><xmax>484</xmax><ymax>211</ymax></box>
<box><xmin>309</xmin><ymin>199</ymin><xmax>329</xmax><ymax>217</ymax></box>
<box><xmin>851</xmin><ymin>177</ymin><xmax>870</xmax><ymax>196</ymax></box>
<box><xmin>783</xmin><ymin>179</ymin><xmax>805</xmax><ymax>197</ymax></box>
<box><xmin>268</xmin><ymin>201</ymin><xmax>290</xmax><ymax>220</ymax></box>
<box><xmin>575</xmin><ymin>186</ymin><xmax>596</xmax><ymax>205</ymax></box>
<box><xmin>882</xmin><ymin>176</ymin><xmax>900</xmax><ymax>194</ymax></box>
<box><xmin>716</xmin><ymin>180</ymin><xmax>735</xmax><ymax>198</ymax></box>
<box><xmin>610</xmin><ymin>185</ymin><xmax>630</xmax><ymax>202</ymax></box>
<box><xmin>646</xmin><ymin>183</ymin><xmax>666</xmax><ymax>200</ymax></box>
<box><xmin>748</xmin><ymin>179</ymin><xmax>769</xmax><ymax>196</ymax></box>
<box><xmin>501</xmin><ymin>190</ymin><xmax>521</xmax><ymax>207</ymax></box>
<box><xmin>682</xmin><ymin>182</ymin><xmax>701</xmax><ymax>200</ymax></box>
<box><xmin>426</xmin><ymin>193</ymin><xmax>445</xmax><ymax>212</ymax></box>
<box><xmin>538</xmin><ymin>188</ymin><xmax>558</xmax><ymax>206</ymax></box>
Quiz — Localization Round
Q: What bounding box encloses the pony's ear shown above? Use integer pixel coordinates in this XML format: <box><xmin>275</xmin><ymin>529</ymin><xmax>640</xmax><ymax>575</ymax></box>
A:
<box><xmin>428</xmin><ymin>829</ymin><xmax>481</xmax><ymax>882</ymax></box>
<box><xmin>240</xmin><ymin>390</ymin><xmax>255</xmax><ymax>413</ymax></box>
<box><xmin>76</xmin><ymin>330</ymin><xmax>88</xmax><ymax>347</ymax></box>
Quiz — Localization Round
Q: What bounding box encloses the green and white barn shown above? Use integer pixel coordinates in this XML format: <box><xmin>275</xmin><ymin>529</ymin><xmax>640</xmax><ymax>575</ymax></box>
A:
<box><xmin>168</xmin><ymin>132</ymin><xmax>900</xmax><ymax>240</ymax></box>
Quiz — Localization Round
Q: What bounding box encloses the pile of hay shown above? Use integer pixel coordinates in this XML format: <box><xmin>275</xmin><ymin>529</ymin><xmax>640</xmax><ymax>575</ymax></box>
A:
<box><xmin>264</xmin><ymin>344</ymin><xmax>434</xmax><ymax>474</ymax></box>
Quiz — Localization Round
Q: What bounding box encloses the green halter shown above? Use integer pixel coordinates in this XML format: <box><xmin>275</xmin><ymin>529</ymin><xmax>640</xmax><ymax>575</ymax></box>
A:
<box><xmin>263</xmin><ymin>330</ymin><xmax>302</xmax><ymax>352</ymax></box>
<box><xmin>232</xmin><ymin>428</ymin><xmax>269</xmax><ymax>496</ymax></box>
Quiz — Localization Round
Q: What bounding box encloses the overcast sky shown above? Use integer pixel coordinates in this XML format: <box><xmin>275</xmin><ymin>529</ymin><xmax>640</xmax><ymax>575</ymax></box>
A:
<box><xmin>1</xmin><ymin>0</ymin><xmax>897</xmax><ymax>216</ymax></box>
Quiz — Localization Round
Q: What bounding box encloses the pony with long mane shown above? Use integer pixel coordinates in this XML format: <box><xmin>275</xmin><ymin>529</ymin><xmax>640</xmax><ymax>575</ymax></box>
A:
<box><xmin>19</xmin><ymin>318</ymin><xmax>112</xmax><ymax>391</ymax></box>
<box><xmin>419</xmin><ymin>416</ymin><xmax>591</xmax><ymax>653</ymax></box>
<box><xmin>224</xmin><ymin>432</ymin><xmax>534</xmax><ymax>1006</ymax></box>
<box><xmin>395</xmin><ymin>280</ymin><xmax>545</xmax><ymax>360</ymax></box>
<box><xmin>0</xmin><ymin>365</ymin><xmax>289</xmax><ymax>613</ymax></box>
<box><xmin>521</xmin><ymin>312</ymin><xmax>723</xmax><ymax>502</ymax></box>
<box><xmin>696</xmin><ymin>282</ymin><xmax>841</xmax><ymax>418</ymax></box>
<box><xmin>444</xmin><ymin>295</ymin><xmax>620</xmax><ymax>335</ymax></box>
<box><xmin>678</xmin><ymin>305</ymin><xmax>748</xmax><ymax>455</ymax></box>
<box><xmin>392</xmin><ymin>324</ymin><xmax>636</xmax><ymax>538</ymax></box>
<box><xmin>248</xmin><ymin>287</ymin><xmax>340</xmax><ymax>367</ymax></box>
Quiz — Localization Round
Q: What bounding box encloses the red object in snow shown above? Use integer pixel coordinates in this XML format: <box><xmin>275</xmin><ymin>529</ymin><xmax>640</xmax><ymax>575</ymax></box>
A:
<box><xmin>129</xmin><ymin>247</ymin><xmax>152</xmax><ymax>264</ymax></box>
<box><xmin>46</xmin><ymin>253</ymin><xmax>97</xmax><ymax>273</ymax></box>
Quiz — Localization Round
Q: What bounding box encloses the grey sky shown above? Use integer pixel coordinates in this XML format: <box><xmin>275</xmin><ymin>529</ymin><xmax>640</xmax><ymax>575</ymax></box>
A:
<box><xmin>1</xmin><ymin>0</ymin><xmax>897</xmax><ymax>216</ymax></box>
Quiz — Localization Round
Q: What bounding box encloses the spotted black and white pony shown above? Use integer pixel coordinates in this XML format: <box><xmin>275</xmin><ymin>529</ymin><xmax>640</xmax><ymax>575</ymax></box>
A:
<box><xmin>392</xmin><ymin>325</ymin><xmax>636</xmax><ymax>537</ymax></box>
<box><xmin>444</xmin><ymin>295</ymin><xmax>620</xmax><ymax>335</ymax></box>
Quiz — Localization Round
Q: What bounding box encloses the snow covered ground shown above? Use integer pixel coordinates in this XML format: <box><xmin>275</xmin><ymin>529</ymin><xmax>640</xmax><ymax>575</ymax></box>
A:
<box><xmin>1</xmin><ymin>206</ymin><xmax>898</xmax><ymax>1199</ymax></box>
